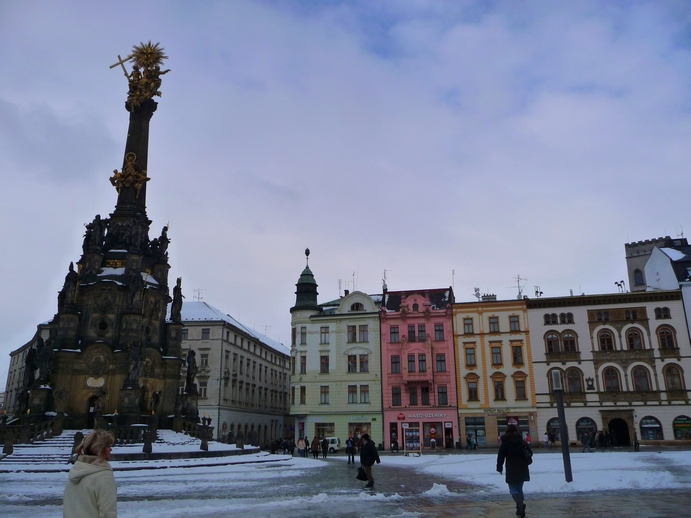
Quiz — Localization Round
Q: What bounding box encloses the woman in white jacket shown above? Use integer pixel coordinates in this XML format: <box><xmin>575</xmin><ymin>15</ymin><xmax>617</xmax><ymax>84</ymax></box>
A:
<box><xmin>63</xmin><ymin>429</ymin><xmax>117</xmax><ymax>517</ymax></box>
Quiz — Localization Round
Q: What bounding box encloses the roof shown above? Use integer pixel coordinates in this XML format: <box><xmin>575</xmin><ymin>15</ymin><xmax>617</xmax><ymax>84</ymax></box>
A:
<box><xmin>384</xmin><ymin>288</ymin><xmax>453</xmax><ymax>312</ymax></box>
<box><xmin>659</xmin><ymin>246</ymin><xmax>691</xmax><ymax>283</ymax></box>
<box><xmin>179</xmin><ymin>301</ymin><xmax>289</xmax><ymax>355</ymax></box>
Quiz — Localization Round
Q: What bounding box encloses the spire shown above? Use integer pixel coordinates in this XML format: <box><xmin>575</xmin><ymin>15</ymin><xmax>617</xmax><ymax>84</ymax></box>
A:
<box><xmin>291</xmin><ymin>248</ymin><xmax>320</xmax><ymax>312</ymax></box>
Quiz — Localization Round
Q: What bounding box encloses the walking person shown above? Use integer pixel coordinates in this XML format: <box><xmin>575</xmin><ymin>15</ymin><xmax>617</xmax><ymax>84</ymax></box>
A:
<box><xmin>496</xmin><ymin>424</ymin><xmax>532</xmax><ymax>518</ymax></box>
<box><xmin>543</xmin><ymin>432</ymin><xmax>549</xmax><ymax>449</ymax></box>
<box><xmin>346</xmin><ymin>436</ymin><xmax>356</xmax><ymax>464</ymax></box>
<box><xmin>311</xmin><ymin>437</ymin><xmax>320</xmax><ymax>459</ymax></box>
<box><xmin>581</xmin><ymin>431</ymin><xmax>592</xmax><ymax>453</ymax></box>
<box><xmin>321</xmin><ymin>436</ymin><xmax>328</xmax><ymax>459</ymax></box>
<box><xmin>297</xmin><ymin>437</ymin><xmax>305</xmax><ymax>458</ymax></box>
<box><xmin>359</xmin><ymin>433</ymin><xmax>381</xmax><ymax>488</ymax></box>
<box><xmin>63</xmin><ymin>429</ymin><xmax>117</xmax><ymax>518</ymax></box>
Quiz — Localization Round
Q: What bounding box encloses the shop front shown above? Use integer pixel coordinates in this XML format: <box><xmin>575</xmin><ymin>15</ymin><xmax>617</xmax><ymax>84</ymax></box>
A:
<box><xmin>461</xmin><ymin>411</ymin><xmax>537</xmax><ymax>448</ymax></box>
<box><xmin>385</xmin><ymin>410</ymin><xmax>458</xmax><ymax>451</ymax></box>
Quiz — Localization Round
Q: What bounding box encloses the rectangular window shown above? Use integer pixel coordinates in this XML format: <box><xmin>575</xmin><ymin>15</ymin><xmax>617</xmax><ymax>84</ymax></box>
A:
<box><xmin>201</xmin><ymin>328</ymin><xmax>210</xmax><ymax>340</ymax></box>
<box><xmin>408</xmin><ymin>354</ymin><xmax>416</xmax><ymax>373</ymax></box>
<box><xmin>512</xmin><ymin>345</ymin><xmax>524</xmax><ymax>365</ymax></box>
<box><xmin>320</xmin><ymin>355</ymin><xmax>329</xmax><ymax>374</ymax></box>
<box><xmin>348</xmin><ymin>325</ymin><xmax>357</xmax><ymax>343</ymax></box>
<box><xmin>492</xmin><ymin>346</ymin><xmax>502</xmax><ymax>365</ymax></box>
<box><xmin>300</xmin><ymin>354</ymin><xmax>306</xmax><ymax>374</ymax></box>
<box><xmin>515</xmin><ymin>379</ymin><xmax>527</xmax><ymax>400</ymax></box>
<box><xmin>434</xmin><ymin>323</ymin><xmax>444</xmax><ymax>341</ymax></box>
<box><xmin>291</xmin><ymin>358</ymin><xmax>295</xmax><ymax>376</ymax></box>
<box><xmin>320</xmin><ymin>327</ymin><xmax>330</xmax><ymax>344</ymax></box>
<box><xmin>436</xmin><ymin>353</ymin><xmax>446</xmax><ymax>372</ymax></box>
<box><xmin>291</xmin><ymin>327</ymin><xmax>296</xmax><ymax>346</ymax></box>
<box><xmin>390</xmin><ymin>326</ymin><xmax>400</xmax><ymax>343</ymax></box>
<box><xmin>392</xmin><ymin>387</ymin><xmax>402</xmax><ymax>406</ymax></box>
<box><xmin>359</xmin><ymin>325</ymin><xmax>369</xmax><ymax>342</ymax></box>
<box><xmin>359</xmin><ymin>354</ymin><xmax>369</xmax><ymax>373</ymax></box>
<box><xmin>409</xmin><ymin>387</ymin><xmax>418</xmax><ymax>406</ymax></box>
<box><xmin>200</xmin><ymin>353</ymin><xmax>209</xmax><ymax>367</ymax></box>
<box><xmin>181</xmin><ymin>329</ymin><xmax>188</xmax><ymax>340</ymax></box>
<box><xmin>300</xmin><ymin>386</ymin><xmax>306</xmax><ymax>404</ymax></box>
<box><xmin>320</xmin><ymin>386</ymin><xmax>329</xmax><ymax>404</ymax></box>
<box><xmin>509</xmin><ymin>315</ymin><xmax>520</xmax><ymax>332</ymax></box>
<box><xmin>465</xmin><ymin>347</ymin><xmax>476</xmax><ymax>367</ymax></box>
<box><xmin>464</xmin><ymin>318</ymin><xmax>474</xmax><ymax>334</ymax></box>
<box><xmin>300</xmin><ymin>327</ymin><xmax>307</xmax><ymax>345</ymax></box>
<box><xmin>348</xmin><ymin>385</ymin><xmax>357</xmax><ymax>403</ymax></box>
<box><xmin>421</xmin><ymin>386</ymin><xmax>430</xmax><ymax>405</ymax></box>
<box><xmin>408</xmin><ymin>325</ymin><xmax>416</xmax><ymax>342</ymax></box>
<box><xmin>438</xmin><ymin>386</ymin><xmax>448</xmax><ymax>405</ymax></box>
<box><xmin>348</xmin><ymin>355</ymin><xmax>357</xmax><ymax>373</ymax></box>
<box><xmin>494</xmin><ymin>380</ymin><xmax>505</xmax><ymax>400</ymax></box>
<box><xmin>391</xmin><ymin>355</ymin><xmax>401</xmax><ymax>374</ymax></box>
<box><xmin>239</xmin><ymin>356</ymin><xmax>244</xmax><ymax>374</ymax></box>
<box><xmin>489</xmin><ymin>317</ymin><xmax>499</xmax><ymax>333</ymax></box>
<box><xmin>418</xmin><ymin>325</ymin><xmax>426</xmax><ymax>341</ymax></box>
<box><xmin>418</xmin><ymin>353</ymin><xmax>427</xmax><ymax>372</ymax></box>
<box><xmin>360</xmin><ymin>385</ymin><xmax>370</xmax><ymax>404</ymax></box>
<box><xmin>467</xmin><ymin>381</ymin><xmax>479</xmax><ymax>401</ymax></box>
<box><xmin>291</xmin><ymin>386</ymin><xmax>295</xmax><ymax>405</ymax></box>
<box><xmin>199</xmin><ymin>381</ymin><xmax>208</xmax><ymax>398</ymax></box>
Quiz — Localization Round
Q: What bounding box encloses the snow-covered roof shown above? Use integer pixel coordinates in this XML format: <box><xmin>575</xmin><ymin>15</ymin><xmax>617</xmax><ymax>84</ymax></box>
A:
<box><xmin>179</xmin><ymin>301</ymin><xmax>289</xmax><ymax>355</ymax></box>
<box><xmin>661</xmin><ymin>247</ymin><xmax>690</xmax><ymax>262</ymax></box>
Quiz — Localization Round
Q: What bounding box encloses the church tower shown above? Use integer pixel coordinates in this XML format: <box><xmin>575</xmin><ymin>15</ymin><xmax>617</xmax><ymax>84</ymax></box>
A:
<box><xmin>291</xmin><ymin>248</ymin><xmax>320</xmax><ymax>313</ymax></box>
<box><xmin>22</xmin><ymin>43</ymin><xmax>185</xmax><ymax>430</ymax></box>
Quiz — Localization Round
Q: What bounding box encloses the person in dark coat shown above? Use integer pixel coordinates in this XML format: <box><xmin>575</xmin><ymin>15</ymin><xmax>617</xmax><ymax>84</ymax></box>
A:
<box><xmin>321</xmin><ymin>437</ymin><xmax>328</xmax><ymax>459</ymax></box>
<box><xmin>311</xmin><ymin>437</ymin><xmax>320</xmax><ymax>459</ymax></box>
<box><xmin>346</xmin><ymin>436</ymin><xmax>356</xmax><ymax>464</ymax></box>
<box><xmin>359</xmin><ymin>433</ymin><xmax>381</xmax><ymax>488</ymax></box>
<box><xmin>496</xmin><ymin>424</ymin><xmax>531</xmax><ymax>518</ymax></box>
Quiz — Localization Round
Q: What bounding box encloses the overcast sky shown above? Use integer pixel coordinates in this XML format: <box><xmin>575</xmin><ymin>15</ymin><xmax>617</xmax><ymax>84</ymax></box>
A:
<box><xmin>1</xmin><ymin>1</ymin><xmax>690</xmax><ymax>386</ymax></box>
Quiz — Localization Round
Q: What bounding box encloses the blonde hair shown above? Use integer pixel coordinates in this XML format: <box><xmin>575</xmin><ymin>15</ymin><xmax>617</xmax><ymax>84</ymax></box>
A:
<box><xmin>77</xmin><ymin>430</ymin><xmax>114</xmax><ymax>458</ymax></box>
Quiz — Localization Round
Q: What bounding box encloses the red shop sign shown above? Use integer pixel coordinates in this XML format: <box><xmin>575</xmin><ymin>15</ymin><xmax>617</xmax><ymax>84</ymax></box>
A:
<box><xmin>397</xmin><ymin>413</ymin><xmax>405</xmax><ymax>421</ymax></box>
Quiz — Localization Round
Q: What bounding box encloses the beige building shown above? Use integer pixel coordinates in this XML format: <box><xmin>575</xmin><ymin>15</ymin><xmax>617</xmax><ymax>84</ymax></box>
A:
<box><xmin>3</xmin><ymin>325</ymin><xmax>50</xmax><ymax>417</ymax></box>
<box><xmin>180</xmin><ymin>302</ymin><xmax>291</xmax><ymax>443</ymax></box>
<box><xmin>453</xmin><ymin>297</ymin><xmax>537</xmax><ymax>447</ymax></box>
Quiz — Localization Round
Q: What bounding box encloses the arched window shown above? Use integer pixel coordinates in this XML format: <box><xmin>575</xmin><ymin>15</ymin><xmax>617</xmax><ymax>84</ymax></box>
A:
<box><xmin>546</xmin><ymin>333</ymin><xmax>560</xmax><ymax>353</ymax></box>
<box><xmin>633</xmin><ymin>269</ymin><xmax>644</xmax><ymax>286</ymax></box>
<box><xmin>559</xmin><ymin>313</ymin><xmax>566</xmax><ymax>324</ymax></box>
<box><xmin>350</xmin><ymin>302</ymin><xmax>364</xmax><ymax>311</ymax></box>
<box><xmin>662</xmin><ymin>307</ymin><xmax>671</xmax><ymax>318</ymax></box>
<box><xmin>604</xmin><ymin>368</ymin><xmax>620</xmax><ymax>392</ymax></box>
<box><xmin>543</xmin><ymin>314</ymin><xmax>551</xmax><ymax>325</ymax></box>
<box><xmin>562</xmin><ymin>332</ymin><xmax>577</xmax><ymax>352</ymax></box>
<box><xmin>566</xmin><ymin>369</ymin><xmax>583</xmax><ymax>393</ymax></box>
<box><xmin>627</xmin><ymin>329</ymin><xmax>643</xmax><ymax>350</ymax></box>
<box><xmin>655</xmin><ymin>307</ymin><xmax>662</xmax><ymax>319</ymax></box>
<box><xmin>546</xmin><ymin>417</ymin><xmax>561</xmax><ymax>441</ymax></box>
<box><xmin>566</xmin><ymin>313</ymin><xmax>574</xmax><ymax>324</ymax></box>
<box><xmin>665</xmin><ymin>366</ymin><xmax>684</xmax><ymax>390</ymax></box>
<box><xmin>658</xmin><ymin>327</ymin><xmax>676</xmax><ymax>349</ymax></box>
<box><xmin>598</xmin><ymin>330</ymin><xmax>615</xmax><ymax>351</ymax></box>
<box><xmin>550</xmin><ymin>313</ymin><xmax>558</xmax><ymax>325</ymax></box>
<box><xmin>412</xmin><ymin>303</ymin><xmax>419</xmax><ymax>311</ymax></box>
<box><xmin>547</xmin><ymin>369</ymin><xmax>563</xmax><ymax>392</ymax></box>
<box><xmin>639</xmin><ymin>416</ymin><xmax>663</xmax><ymax>440</ymax></box>
<box><xmin>632</xmin><ymin>367</ymin><xmax>650</xmax><ymax>391</ymax></box>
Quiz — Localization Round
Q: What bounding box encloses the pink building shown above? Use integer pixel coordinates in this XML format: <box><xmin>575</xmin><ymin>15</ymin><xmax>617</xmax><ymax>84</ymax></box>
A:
<box><xmin>380</xmin><ymin>288</ymin><xmax>459</xmax><ymax>451</ymax></box>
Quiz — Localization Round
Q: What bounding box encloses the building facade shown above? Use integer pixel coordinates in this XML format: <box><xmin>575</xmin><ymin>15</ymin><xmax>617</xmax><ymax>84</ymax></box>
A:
<box><xmin>3</xmin><ymin>326</ymin><xmax>49</xmax><ymax>417</ymax></box>
<box><xmin>180</xmin><ymin>302</ymin><xmax>291</xmax><ymax>443</ymax></box>
<box><xmin>380</xmin><ymin>288</ymin><xmax>459</xmax><ymax>451</ymax></box>
<box><xmin>527</xmin><ymin>290</ymin><xmax>691</xmax><ymax>445</ymax></box>
<box><xmin>289</xmin><ymin>254</ymin><xmax>383</xmax><ymax>445</ymax></box>
<box><xmin>453</xmin><ymin>298</ymin><xmax>537</xmax><ymax>448</ymax></box>
<box><xmin>625</xmin><ymin>237</ymin><xmax>671</xmax><ymax>292</ymax></box>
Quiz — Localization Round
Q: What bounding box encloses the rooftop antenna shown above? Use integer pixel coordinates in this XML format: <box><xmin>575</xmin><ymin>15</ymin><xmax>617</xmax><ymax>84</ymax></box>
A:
<box><xmin>677</xmin><ymin>225</ymin><xmax>684</xmax><ymax>239</ymax></box>
<box><xmin>509</xmin><ymin>274</ymin><xmax>527</xmax><ymax>300</ymax></box>
<box><xmin>382</xmin><ymin>269</ymin><xmax>390</xmax><ymax>291</ymax></box>
<box><xmin>352</xmin><ymin>270</ymin><xmax>356</xmax><ymax>292</ymax></box>
<box><xmin>193</xmin><ymin>289</ymin><xmax>205</xmax><ymax>302</ymax></box>
<box><xmin>338</xmin><ymin>279</ymin><xmax>343</xmax><ymax>297</ymax></box>
<box><xmin>452</xmin><ymin>269</ymin><xmax>455</xmax><ymax>291</ymax></box>
<box><xmin>534</xmin><ymin>286</ymin><xmax>543</xmax><ymax>298</ymax></box>
<box><xmin>263</xmin><ymin>325</ymin><xmax>271</xmax><ymax>336</ymax></box>
<box><xmin>473</xmin><ymin>287</ymin><xmax>482</xmax><ymax>302</ymax></box>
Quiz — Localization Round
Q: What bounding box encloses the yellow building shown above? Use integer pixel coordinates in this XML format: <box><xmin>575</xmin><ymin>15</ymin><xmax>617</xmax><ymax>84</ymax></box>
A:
<box><xmin>453</xmin><ymin>297</ymin><xmax>537</xmax><ymax>448</ymax></box>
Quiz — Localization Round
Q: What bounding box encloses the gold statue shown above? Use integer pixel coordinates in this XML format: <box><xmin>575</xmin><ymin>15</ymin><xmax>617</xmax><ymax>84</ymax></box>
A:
<box><xmin>110</xmin><ymin>152</ymin><xmax>150</xmax><ymax>198</ymax></box>
<box><xmin>110</xmin><ymin>41</ymin><xmax>170</xmax><ymax>110</ymax></box>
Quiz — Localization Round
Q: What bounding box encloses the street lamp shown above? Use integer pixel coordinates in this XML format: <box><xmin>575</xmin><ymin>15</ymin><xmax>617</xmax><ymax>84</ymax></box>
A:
<box><xmin>551</xmin><ymin>370</ymin><xmax>573</xmax><ymax>482</ymax></box>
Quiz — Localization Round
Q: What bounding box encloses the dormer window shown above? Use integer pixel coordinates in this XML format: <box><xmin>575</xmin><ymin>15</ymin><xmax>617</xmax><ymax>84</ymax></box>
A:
<box><xmin>412</xmin><ymin>303</ymin><xmax>419</xmax><ymax>312</ymax></box>
<box><xmin>350</xmin><ymin>302</ymin><xmax>364</xmax><ymax>311</ymax></box>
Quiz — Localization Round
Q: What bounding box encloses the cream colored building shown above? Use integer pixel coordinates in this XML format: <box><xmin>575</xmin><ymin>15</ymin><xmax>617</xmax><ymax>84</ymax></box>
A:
<box><xmin>527</xmin><ymin>290</ymin><xmax>691</xmax><ymax>445</ymax></box>
<box><xmin>180</xmin><ymin>301</ymin><xmax>291</xmax><ymax>443</ymax></box>
<box><xmin>289</xmin><ymin>254</ymin><xmax>383</xmax><ymax>445</ymax></box>
<box><xmin>453</xmin><ymin>297</ymin><xmax>537</xmax><ymax>447</ymax></box>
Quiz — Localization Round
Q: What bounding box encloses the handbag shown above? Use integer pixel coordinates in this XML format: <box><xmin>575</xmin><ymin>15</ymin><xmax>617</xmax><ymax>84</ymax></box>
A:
<box><xmin>522</xmin><ymin>442</ymin><xmax>533</xmax><ymax>465</ymax></box>
<box><xmin>356</xmin><ymin>465</ymin><xmax>368</xmax><ymax>481</ymax></box>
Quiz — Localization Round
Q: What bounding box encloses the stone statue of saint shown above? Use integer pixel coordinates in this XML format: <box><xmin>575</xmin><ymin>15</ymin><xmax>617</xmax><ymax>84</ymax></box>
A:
<box><xmin>130</xmin><ymin>214</ymin><xmax>145</xmax><ymax>251</ymax></box>
<box><xmin>150</xmin><ymin>390</ymin><xmax>161</xmax><ymax>413</ymax></box>
<box><xmin>24</xmin><ymin>344</ymin><xmax>38</xmax><ymax>387</ymax></box>
<box><xmin>94</xmin><ymin>389</ymin><xmax>108</xmax><ymax>414</ymax></box>
<box><xmin>156</xmin><ymin>226</ymin><xmax>169</xmax><ymax>258</ymax></box>
<box><xmin>185</xmin><ymin>349</ymin><xmax>198</xmax><ymax>394</ymax></box>
<box><xmin>57</xmin><ymin>262</ymin><xmax>78</xmax><ymax>312</ymax></box>
<box><xmin>36</xmin><ymin>338</ymin><xmax>55</xmax><ymax>385</ymax></box>
<box><xmin>128</xmin><ymin>272</ymin><xmax>145</xmax><ymax>308</ymax></box>
<box><xmin>171</xmin><ymin>277</ymin><xmax>184</xmax><ymax>323</ymax></box>
<box><xmin>124</xmin><ymin>341</ymin><xmax>145</xmax><ymax>388</ymax></box>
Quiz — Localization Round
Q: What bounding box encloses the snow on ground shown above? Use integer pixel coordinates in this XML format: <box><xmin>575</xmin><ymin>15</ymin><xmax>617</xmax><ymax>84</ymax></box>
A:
<box><xmin>381</xmin><ymin>449</ymin><xmax>691</xmax><ymax>493</ymax></box>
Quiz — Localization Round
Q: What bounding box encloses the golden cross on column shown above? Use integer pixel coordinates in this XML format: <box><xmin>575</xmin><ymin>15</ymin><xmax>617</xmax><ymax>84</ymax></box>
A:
<box><xmin>109</xmin><ymin>54</ymin><xmax>133</xmax><ymax>78</ymax></box>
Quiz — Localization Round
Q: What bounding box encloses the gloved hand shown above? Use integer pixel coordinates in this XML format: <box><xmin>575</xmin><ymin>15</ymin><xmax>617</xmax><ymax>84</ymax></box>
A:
<box><xmin>496</xmin><ymin>467</ymin><xmax>502</xmax><ymax>474</ymax></box>
<box><xmin>376</xmin><ymin>460</ymin><xmax>381</xmax><ymax>464</ymax></box>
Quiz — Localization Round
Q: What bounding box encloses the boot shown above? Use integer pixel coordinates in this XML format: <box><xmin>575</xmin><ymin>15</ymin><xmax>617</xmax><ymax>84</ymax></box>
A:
<box><xmin>512</xmin><ymin>494</ymin><xmax>525</xmax><ymax>518</ymax></box>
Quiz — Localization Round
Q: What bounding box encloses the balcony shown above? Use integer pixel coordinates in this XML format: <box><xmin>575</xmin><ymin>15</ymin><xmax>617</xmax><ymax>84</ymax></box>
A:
<box><xmin>659</xmin><ymin>348</ymin><xmax>681</xmax><ymax>360</ymax></box>
<box><xmin>598</xmin><ymin>390</ymin><xmax>661</xmax><ymax>404</ymax></box>
<box><xmin>592</xmin><ymin>349</ymin><xmax>655</xmax><ymax>368</ymax></box>
<box><xmin>404</xmin><ymin>370</ymin><xmax>433</xmax><ymax>385</ymax></box>
<box><xmin>549</xmin><ymin>392</ymin><xmax>587</xmax><ymax>405</ymax></box>
<box><xmin>545</xmin><ymin>351</ymin><xmax>581</xmax><ymax>365</ymax></box>
<box><xmin>666</xmin><ymin>390</ymin><xmax>689</xmax><ymax>402</ymax></box>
